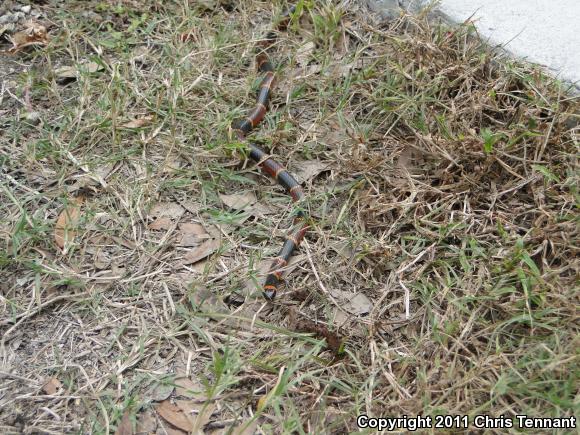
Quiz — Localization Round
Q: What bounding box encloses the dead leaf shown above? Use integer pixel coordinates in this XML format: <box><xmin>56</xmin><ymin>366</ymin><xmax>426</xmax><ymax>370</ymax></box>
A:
<box><xmin>191</xmin><ymin>403</ymin><xmax>216</xmax><ymax>434</ymax></box>
<box><xmin>177</xmin><ymin>223</ymin><xmax>210</xmax><ymax>247</ymax></box>
<box><xmin>179</xmin><ymin>200</ymin><xmax>201</xmax><ymax>214</ymax></box>
<box><xmin>331</xmin><ymin>62</ymin><xmax>354</xmax><ymax>78</ymax></box>
<box><xmin>147</xmin><ymin>381</ymin><xmax>175</xmax><ymax>402</ymax></box>
<box><xmin>41</xmin><ymin>377</ymin><xmax>62</xmax><ymax>395</ymax></box>
<box><xmin>94</xmin><ymin>250</ymin><xmax>111</xmax><ymax>270</ymax></box>
<box><xmin>135</xmin><ymin>409</ymin><xmax>157</xmax><ymax>434</ymax></box>
<box><xmin>54</xmin><ymin>61</ymin><xmax>103</xmax><ymax>82</ymax></box>
<box><xmin>181</xmin><ymin>239</ymin><xmax>220</xmax><ymax>265</ymax></box>
<box><xmin>296</xmin><ymin>41</ymin><xmax>315</xmax><ymax>67</ymax></box>
<box><xmin>219</xmin><ymin>192</ymin><xmax>257</xmax><ymax>211</ymax></box>
<box><xmin>155</xmin><ymin>400</ymin><xmax>192</xmax><ymax>432</ymax></box>
<box><xmin>148</xmin><ymin>217</ymin><xmax>173</xmax><ymax>231</ymax></box>
<box><xmin>111</xmin><ymin>263</ymin><xmax>126</xmax><ymax>277</ymax></box>
<box><xmin>396</xmin><ymin>146</ymin><xmax>425</xmax><ymax>177</ymax></box>
<box><xmin>131</xmin><ymin>45</ymin><xmax>150</xmax><ymax>62</ymax></box>
<box><xmin>329</xmin><ymin>289</ymin><xmax>373</xmax><ymax>315</ymax></box>
<box><xmin>162</xmin><ymin>156</ymin><xmax>183</xmax><ymax>174</ymax></box>
<box><xmin>188</xmin><ymin>286</ymin><xmax>229</xmax><ymax>315</ymax></box>
<box><xmin>347</xmin><ymin>293</ymin><xmax>373</xmax><ymax>315</ymax></box>
<box><xmin>330</xmin><ymin>241</ymin><xmax>355</xmax><ymax>260</ymax></box>
<box><xmin>9</xmin><ymin>23</ymin><xmax>48</xmax><ymax>53</ymax></box>
<box><xmin>174</xmin><ymin>399</ymin><xmax>200</xmax><ymax>415</ymax></box>
<box><xmin>80</xmin><ymin>61</ymin><xmax>103</xmax><ymax>74</ymax></box>
<box><xmin>195</xmin><ymin>0</ymin><xmax>218</xmax><ymax>12</ymax></box>
<box><xmin>293</xmin><ymin>160</ymin><xmax>329</xmax><ymax>184</ymax></box>
<box><xmin>121</xmin><ymin>116</ymin><xmax>154</xmax><ymax>129</ymax></box>
<box><xmin>158</xmin><ymin>421</ymin><xmax>187</xmax><ymax>435</ymax></box>
<box><xmin>115</xmin><ymin>409</ymin><xmax>134</xmax><ymax>435</ymax></box>
<box><xmin>332</xmin><ymin>307</ymin><xmax>349</xmax><ymax>326</ymax></box>
<box><xmin>231</xmin><ymin>419</ymin><xmax>259</xmax><ymax>435</ymax></box>
<box><xmin>150</xmin><ymin>202</ymin><xmax>185</xmax><ymax>220</ymax></box>
<box><xmin>220</xmin><ymin>192</ymin><xmax>272</xmax><ymax>218</ymax></box>
<box><xmin>111</xmin><ymin>236</ymin><xmax>136</xmax><ymax>250</ymax></box>
<box><xmin>175</xmin><ymin>377</ymin><xmax>206</xmax><ymax>399</ymax></box>
<box><xmin>54</xmin><ymin>197</ymin><xmax>83</xmax><ymax>251</ymax></box>
<box><xmin>54</xmin><ymin>65</ymin><xmax>77</xmax><ymax>79</ymax></box>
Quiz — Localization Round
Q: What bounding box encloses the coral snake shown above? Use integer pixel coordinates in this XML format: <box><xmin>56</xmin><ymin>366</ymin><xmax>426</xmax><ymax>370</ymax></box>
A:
<box><xmin>231</xmin><ymin>5</ymin><xmax>307</xmax><ymax>301</ymax></box>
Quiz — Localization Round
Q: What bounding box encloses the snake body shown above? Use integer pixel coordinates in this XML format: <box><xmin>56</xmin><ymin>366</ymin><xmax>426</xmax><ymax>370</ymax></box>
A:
<box><xmin>232</xmin><ymin>6</ymin><xmax>307</xmax><ymax>300</ymax></box>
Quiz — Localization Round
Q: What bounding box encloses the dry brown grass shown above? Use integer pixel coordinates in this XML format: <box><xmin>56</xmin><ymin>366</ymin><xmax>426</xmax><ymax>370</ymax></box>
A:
<box><xmin>0</xmin><ymin>0</ymin><xmax>578</xmax><ymax>434</ymax></box>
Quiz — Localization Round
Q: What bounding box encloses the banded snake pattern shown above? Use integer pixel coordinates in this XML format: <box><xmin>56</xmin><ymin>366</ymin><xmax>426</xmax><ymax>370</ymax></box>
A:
<box><xmin>231</xmin><ymin>5</ymin><xmax>307</xmax><ymax>301</ymax></box>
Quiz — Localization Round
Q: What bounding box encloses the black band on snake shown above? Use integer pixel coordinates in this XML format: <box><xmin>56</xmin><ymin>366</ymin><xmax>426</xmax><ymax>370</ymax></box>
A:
<box><xmin>231</xmin><ymin>6</ymin><xmax>307</xmax><ymax>301</ymax></box>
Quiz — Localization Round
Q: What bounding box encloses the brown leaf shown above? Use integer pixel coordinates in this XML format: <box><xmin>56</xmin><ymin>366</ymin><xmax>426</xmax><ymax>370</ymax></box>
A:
<box><xmin>158</xmin><ymin>422</ymin><xmax>186</xmax><ymax>435</ymax></box>
<box><xmin>174</xmin><ymin>399</ymin><xmax>200</xmax><ymax>415</ymax></box>
<box><xmin>155</xmin><ymin>400</ymin><xmax>193</xmax><ymax>432</ymax></box>
<box><xmin>330</xmin><ymin>241</ymin><xmax>355</xmax><ymax>260</ymax></box>
<box><xmin>191</xmin><ymin>403</ymin><xmax>216</xmax><ymax>434</ymax></box>
<box><xmin>148</xmin><ymin>217</ymin><xmax>173</xmax><ymax>231</ymax></box>
<box><xmin>181</xmin><ymin>239</ymin><xmax>220</xmax><ymax>265</ymax></box>
<box><xmin>150</xmin><ymin>202</ymin><xmax>185</xmax><ymax>220</ymax></box>
<box><xmin>296</xmin><ymin>41</ymin><xmax>315</xmax><ymax>67</ymax></box>
<box><xmin>175</xmin><ymin>377</ymin><xmax>206</xmax><ymax>399</ymax></box>
<box><xmin>293</xmin><ymin>160</ymin><xmax>329</xmax><ymax>184</ymax></box>
<box><xmin>188</xmin><ymin>286</ymin><xmax>229</xmax><ymax>314</ymax></box>
<box><xmin>332</xmin><ymin>307</ymin><xmax>349</xmax><ymax>326</ymax></box>
<box><xmin>54</xmin><ymin>61</ymin><xmax>103</xmax><ymax>81</ymax></box>
<box><xmin>115</xmin><ymin>409</ymin><xmax>134</xmax><ymax>435</ymax></box>
<box><xmin>9</xmin><ymin>23</ymin><xmax>48</xmax><ymax>53</ymax></box>
<box><xmin>121</xmin><ymin>116</ymin><xmax>154</xmax><ymax>129</ymax></box>
<box><xmin>219</xmin><ymin>192</ymin><xmax>257</xmax><ymax>211</ymax></box>
<box><xmin>54</xmin><ymin>65</ymin><xmax>77</xmax><ymax>79</ymax></box>
<box><xmin>110</xmin><ymin>236</ymin><xmax>136</xmax><ymax>250</ymax></box>
<box><xmin>54</xmin><ymin>197</ymin><xmax>83</xmax><ymax>251</ymax></box>
<box><xmin>162</xmin><ymin>156</ymin><xmax>184</xmax><ymax>174</ymax></box>
<box><xmin>94</xmin><ymin>250</ymin><xmax>111</xmax><ymax>270</ymax></box>
<box><xmin>220</xmin><ymin>192</ymin><xmax>272</xmax><ymax>218</ymax></box>
<box><xmin>231</xmin><ymin>419</ymin><xmax>259</xmax><ymax>435</ymax></box>
<box><xmin>177</xmin><ymin>223</ymin><xmax>210</xmax><ymax>247</ymax></box>
<box><xmin>147</xmin><ymin>381</ymin><xmax>175</xmax><ymax>402</ymax></box>
<box><xmin>81</xmin><ymin>61</ymin><xmax>103</xmax><ymax>74</ymax></box>
<box><xmin>41</xmin><ymin>377</ymin><xmax>62</xmax><ymax>395</ymax></box>
<box><xmin>135</xmin><ymin>409</ymin><xmax>157</xmax><ymax>434</ymax></box>
<box><xmin>179</xmin><ymin>200</ymin><xmax>201</xmax><ymax>214</ymax></box>
<box><xmin>329</xmin><ymin>289</ymin><xmax>373</xmax><ymax>315</ymax></box>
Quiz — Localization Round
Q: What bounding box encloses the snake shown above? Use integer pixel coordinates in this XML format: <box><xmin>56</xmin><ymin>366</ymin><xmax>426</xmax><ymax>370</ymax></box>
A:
<box><xmin>231</xmin><ymin>5</ymin><xmax>307</xmax><ymax>301</ymax></box>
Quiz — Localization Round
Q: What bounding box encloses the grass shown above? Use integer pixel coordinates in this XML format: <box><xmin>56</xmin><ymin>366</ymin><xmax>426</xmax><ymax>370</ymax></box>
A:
<box><xmin>0</xmin><ymin>0</ymin><xmax>578</xmax><ymax>434</ymax></box>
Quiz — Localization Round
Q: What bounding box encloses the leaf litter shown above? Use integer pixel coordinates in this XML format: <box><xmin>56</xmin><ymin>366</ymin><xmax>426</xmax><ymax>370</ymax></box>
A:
<box><xmin>54</xmin><ymin>196</ymin><xmax>84</xmax><ymax>252</ymax></box>
<box><xmin>7</xmin><ymin>22</ymin><xmax>48</xmax><ymax>53</ymax></box>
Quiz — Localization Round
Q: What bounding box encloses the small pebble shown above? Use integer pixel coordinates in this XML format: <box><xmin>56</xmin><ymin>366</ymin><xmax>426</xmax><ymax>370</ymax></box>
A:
<box><xmin>21</xmin><ymin>5</ymin><xmax>31</xmax><ymax>14</ymax></box>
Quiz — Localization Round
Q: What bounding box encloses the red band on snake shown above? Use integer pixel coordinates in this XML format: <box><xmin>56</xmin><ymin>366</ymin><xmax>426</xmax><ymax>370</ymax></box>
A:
<box><xmin>232</xmin><ymin>6</ymin><xmax>307</xmax><ymax>301</ymax></box>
